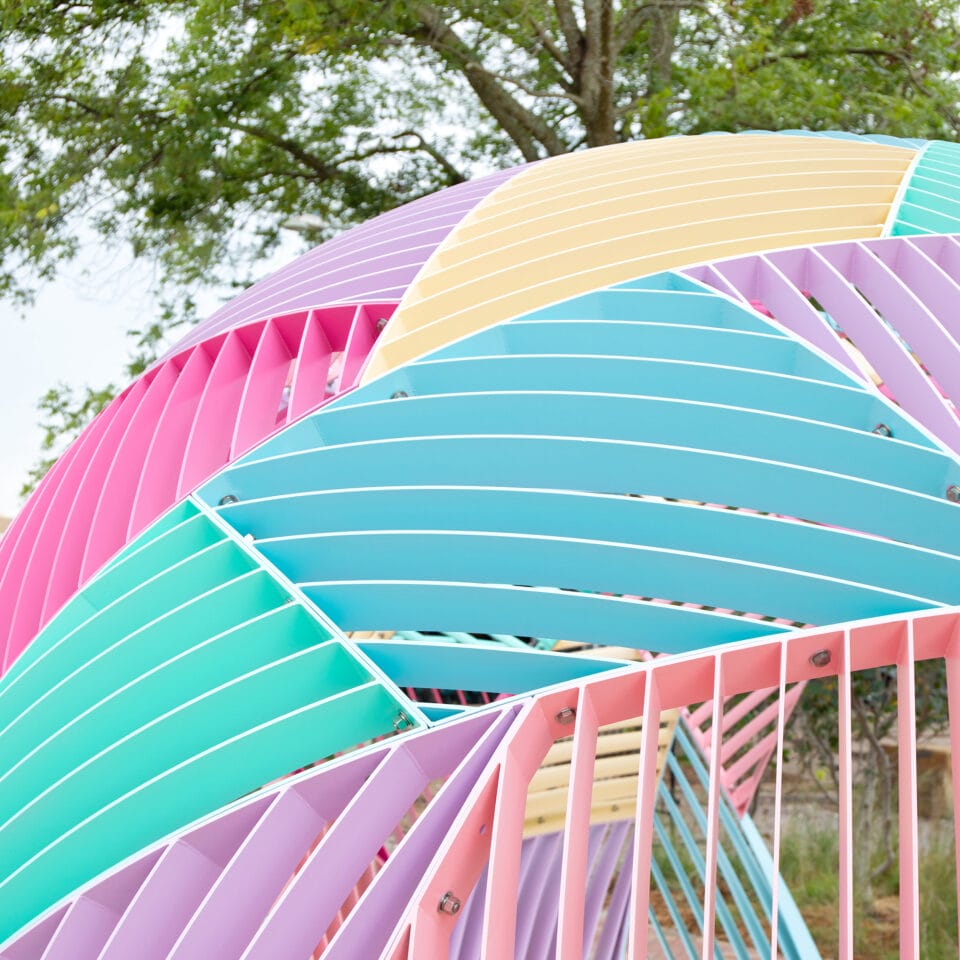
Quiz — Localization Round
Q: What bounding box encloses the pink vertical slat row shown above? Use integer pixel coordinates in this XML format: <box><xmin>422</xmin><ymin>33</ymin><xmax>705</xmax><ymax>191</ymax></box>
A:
<box><xmin>0</xmin><ymin>301</ymin><xmax>397</xmax><ymax>675</ymax></box>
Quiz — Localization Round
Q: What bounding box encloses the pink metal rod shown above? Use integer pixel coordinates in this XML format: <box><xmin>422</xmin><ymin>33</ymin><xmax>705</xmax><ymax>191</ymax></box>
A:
<box><xmin>0</xmin><ymin>301</ymin><xmax>396</xmax><ymax>676</ymax></box>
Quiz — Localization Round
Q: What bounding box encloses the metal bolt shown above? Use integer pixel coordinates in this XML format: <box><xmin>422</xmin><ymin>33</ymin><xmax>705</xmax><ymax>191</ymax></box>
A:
<box><xmin>555</xmin><ymin>706</ymin><xmax>577</xmax><ymax>725</ymax></box>
<box><xmin>948</xmin><ymin>484</ymin><xmax>960</xmax><ymax>503</ymax></box>
<box><xmin>376</xmin><ymin>317</ymin><xmax>389</xmax><ymax>331</ymax></box>
<box><xmin>391</xmin><ymin>390</ymin><xmax>408</xmax><ymax>399</ymax></box>
<box><xmin>809</xmin><ymin>649</ymin><xmax>832</xmax><ymax>668</ymax></box>
<box><xmin>393</xmin><ymin>711</ymin><xmax>412</xmax><ymax>732</ymax></box>
<box><xmin>219</xmin><ymin>494</ymin><xmax>239</xmax><ymax>506</ymax></box>
<box><xmin>438</xmin><ymin>891</ymin><xmax>461</xmax><ymax>915</ymax></box>
<box><xmin>872</xmin><ymin>423</ymin><xmax>893</xmax><ymax>438</ymax></box>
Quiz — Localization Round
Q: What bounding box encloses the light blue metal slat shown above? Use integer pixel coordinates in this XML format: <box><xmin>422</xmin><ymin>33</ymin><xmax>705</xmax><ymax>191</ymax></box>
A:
<box><xmin>652</xmin><ymin>810</ymin><xmax>726</xmax><ymax>960</ymax></box>
<box><xmin>650</xmin><ymin>825</ymin><xmax>704</xmax><ymax>960</ymax></box>
<box><xmin>395</xmin><ymin>321</ymin><xmax>849</xmax><ymax>383</ymax></box>
<box><xmin>302</xmin><ymin>581</ymin><xmax>788</xmax><ymax>654</ymax></box>
<box><xmin>365</xmin><ymin>354</ymin><xmax>931</xmax><ymax>445</ymax></box>
<box><xmin>300</xmin><ymin>393</ymin><xmax>950</xmax><ymax>493</ymax></box>
<box><xmin>505</xmin><ymin>287</ymin><xmax>786</xmax><ymax>334</ymax></box>
<box><xmin>256</xmin><ymin>529</ymin><xmax>945</xmax><ymax>627</ymax></box>
<box><xmin>355</xmin><ymin>640</ymin><xmax>621</xmax><ymax>694</ymax></box>
<box><xmin>218</xmin><ymin>487</ymin><xmax>960</xmax><ymax>605</ymax></box>
<box><xmin>673</xmin><ymin>722</ymin><xmax>820</xmax><ymax>960</ymax></box>
<box><xmin>657</xmin><ymin>781</ymin><xmax>753</xmax><ymax>959</ymax></box>
<box><xmin>203</xmin><ymin>432</ymin><xmax>960</xmax><ymax>558</ymax></box>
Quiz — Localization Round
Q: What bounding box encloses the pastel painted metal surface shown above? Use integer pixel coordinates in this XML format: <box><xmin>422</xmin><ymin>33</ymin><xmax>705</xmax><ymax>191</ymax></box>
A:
<box><xmin>7</xmin><ymin>131</ymin><xmax>960</xmax><ymax>958</ymax></box>
<box><xmin>7</xmin><ymin>607</ymin><xmax>947</xmax><ymax>957</ymax></box>
<box><xmin>890</xmin><ymin>140</ymin><xmax>960</xmax><ymax>235</ymax></box>
<box><xmin>201</xmin><ymin>274</ymin><xmax>960</xmax><ymax>664</ymax></box>
<box><xmin>0</xmin><ymin>301</ymin><xmax>394</xmax><ymax>676</ymax></box>
<box><xmin>0</xmin><ymin>502</ymin><xmax>417</xmax><ymax>941</ymax></box>
<box><xmin>164</xmin><ymin>165</ymin><xmax>524</xmax><ymax>357</ymax></box>
<box><xmin>363</xmin><ymin>133</ymin><xmax>914</xmax><ymax>380</ymax></box>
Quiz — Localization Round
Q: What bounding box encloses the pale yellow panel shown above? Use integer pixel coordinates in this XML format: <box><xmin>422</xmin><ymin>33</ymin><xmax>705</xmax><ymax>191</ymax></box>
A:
<box><xmin>362</xmin><ymin>134</ymin><xmax>913</xmax><ymax>382</ymax></box>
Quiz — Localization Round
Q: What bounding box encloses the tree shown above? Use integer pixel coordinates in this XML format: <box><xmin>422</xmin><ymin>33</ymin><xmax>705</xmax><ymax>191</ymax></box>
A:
<box><xmin>3</xmin><ymin>0</ymin><xmax>960</xmax><ymax>485</ymax></box>
<box><xmin>785</xmin><ymin>661</ymin><xmax>949</xmax><ymax>893</ymax></box>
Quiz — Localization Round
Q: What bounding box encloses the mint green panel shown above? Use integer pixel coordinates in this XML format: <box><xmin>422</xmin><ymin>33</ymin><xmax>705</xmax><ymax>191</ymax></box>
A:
<box><xmin>0</xmin><ymin>681</ymin><xmax>401</xmax><ymax>942</ymax></box>
<box><xmin>0</xmin><ymin>511</ymin><xmax>227</xmax><ymax>687</ymax></box>
<box><xmin>889</xmin><ymin>140</ymin><xmax>960</xmax><ymax>235</ymax></box>
<box><xmin>0</xmin><ymin>638</ymin><xmax>374</xmax><ymax>880</ymax></box>
<box><xmin>101</xmin><ymin>498</ymin><xmax>200</xmax><ymax>571</ymax></box>
<box><xmin>0</xmin><ymin>538</ymin><xmax>257</xmax><ymax>732</ymax></box>
<box><xmin>0</xmin><ymin>574</ymin><xmax>307</xmax><ymax>822</ymax></box>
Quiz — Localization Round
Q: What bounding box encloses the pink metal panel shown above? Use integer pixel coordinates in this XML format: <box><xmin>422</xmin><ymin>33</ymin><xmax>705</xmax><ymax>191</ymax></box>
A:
<box><xmin>838</xmin><ymin>629</ymin><xmax>854</xmax><ymax>960</ymax></box>
<box><xmin>230</xmin><ymin>319</ymin><xmax>297</xmax><ymax>459</ymax></box>
<box><xmin>897</xmin><ymin>621</ymin><xmax>920</xmax><ymax>959</ymax></box>
<box><xmin>700</xmin><ymin>656</ymin><xmax>724</xmax><ymax>960</ymax></box>
<box><xmin>15</xmin><ymin>377</ymin><xmax>149</xmax><ymax>646</ymax></box>
<box><xmin>555</xmin><ymin>685</ymin><xmax>599</xmax><ymax>959</ymax></box>
<box><xmin>177</xmin><ymin>330</ymin><xmax>253</xmax><ymax>496</ymax></box>
<box><xmin>78</xmin><ymin>364</ymin><xmax>179</xmax><ymax>583</ymax></box>
<box><xmin>286</xmin><ymin>311</ymin><xmax>334</xmax><ymax>423</ymax></box>
<box><xmin>626</xmin><ymin>671</ymin><xmax>657</xmax><ymax>960</ymax></box>
<box><xmin>129</xmin><ymin>344</ymin><xmax>216</xmax><ymax>536</ymax></box>
<box><xmin>768</xmin><ymin>643</ymin><xmax>788</xmax><ymax>959</ymax></box>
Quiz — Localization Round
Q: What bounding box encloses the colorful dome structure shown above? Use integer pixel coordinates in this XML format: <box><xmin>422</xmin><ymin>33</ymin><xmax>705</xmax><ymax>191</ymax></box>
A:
<box><xmin>3</xmin><ymin>131</ymin><xmax>960</xmax><ymax>958</ymax></box>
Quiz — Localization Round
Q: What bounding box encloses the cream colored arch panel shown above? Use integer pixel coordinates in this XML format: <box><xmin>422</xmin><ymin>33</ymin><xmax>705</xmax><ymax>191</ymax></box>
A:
<box><xmin>362</xmin><ymin>134</ymin><xmax>914</xmax><ymax>382</ymax></box>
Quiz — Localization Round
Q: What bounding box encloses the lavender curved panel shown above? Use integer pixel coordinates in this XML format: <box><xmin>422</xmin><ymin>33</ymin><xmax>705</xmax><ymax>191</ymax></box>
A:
<box><xmin>684</xmin><ymin>233</ymin><xmax>960</xmax><ymax>457</ymax></box>
<box><xmin>0</xmin><ymin>302</ymin><xmax>395</xmax><ymax>675</ymax></box>
<box><xmin>162</xmin><ymin>167</ymin><xmax>524</xmax><ymax>358</ymax></box>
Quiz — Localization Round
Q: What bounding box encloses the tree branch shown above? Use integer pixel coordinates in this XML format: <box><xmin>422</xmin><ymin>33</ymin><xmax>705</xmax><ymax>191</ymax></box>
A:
<box><xmin>224</xmin><ymin>121</ymin><xmax>339</xmax><ymax>179</ymax></box>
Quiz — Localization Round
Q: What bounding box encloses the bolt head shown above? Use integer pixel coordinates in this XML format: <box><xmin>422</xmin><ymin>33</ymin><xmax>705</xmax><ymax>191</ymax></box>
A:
<box><xmin>438</xmin><ymin>891</ymin><xmax>461</xmax><ymax>915</ymax></box>
<box><xmin>391</xmin><ymin>390</ymin><xmax>408</xmax><ymax>399</ymax></box>
<box><xmin>809</xmin><ymin>649</ymin><xmax>832</xmax><ymax>668</ymax></box>
<box><xmin>555</xmin><ymin>706</ymin><xmax>577</xmax><ymax>725</ymax></box>
<box><xmin>948</xmin><ymin>484</ymin><xmax>960</xmax><ymax>503</ymax></box>
<box><xmin>872</xmin><ymin>423</ymin><xmax>892</xmax><ymax>438</ymax></box>
<box><xmin>219</xmin><ymin>494</ymin><xmax>239</xmax><ymax>506</ymax></box>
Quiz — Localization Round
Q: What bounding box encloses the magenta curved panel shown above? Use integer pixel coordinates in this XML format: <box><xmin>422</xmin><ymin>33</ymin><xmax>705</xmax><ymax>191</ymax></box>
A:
<box><xmin>0</xmin><ymin>301</ymin><xmax>395</xmax><ymax>674</ymax></box>
<box><xmin>162</xmin><ymin>167</ymin><xmax>524</xmax><ymax>358</ymax></box>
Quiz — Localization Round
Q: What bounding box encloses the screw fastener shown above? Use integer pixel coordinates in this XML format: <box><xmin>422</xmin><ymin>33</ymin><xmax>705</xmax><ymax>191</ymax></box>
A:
<box><xmin>872</xmin><ymin>423</ymin><xmax>893</xmax><ymax>437</ymax></box>
<box><xmin>438</xmin><ymin>892</ymin><xmax>461</xmax><ymax>915</ymax></box>
<box><xmin>809</xmin><ymin>649</ymin><xmax>832</xmax><ymax>668</ymax></box>
<box><xmin>948</xmin><ymin>485</ymin><xmax>960</xmax><ymax>503</ymax></box>
<box><xmin>376</xmin><ymin>317</ymin><xmax>389</xmax><ymax>331</ymax></box>
<box><xmin>555</xmin><ymin>706</ymin><xmax>577</xmax><ymax>725</ymax></box>
<box><xmin>391</xmin><ymin>390</ymin><xmax>409</xmax><ymax>399</ymax></box>
<box><xmin>219</xmin><ymin>494</ymin><xmax>239</xmax><ymax>505</ymax></box>
<box><xmin>393</xmin><ymin>711</ymin><xmax>413</xmax><ymax>732</ymax></box>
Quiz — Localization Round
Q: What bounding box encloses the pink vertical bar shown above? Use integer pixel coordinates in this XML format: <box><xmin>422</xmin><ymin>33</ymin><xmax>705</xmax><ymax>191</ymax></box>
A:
<box><xmin>286</xmin><ymin>310</ymin><xmax>333</xmax><ymax>423</ymax></box>
<box><xmin>700</xmin><ymin>654</ymin><xmax>723</xmax><ymax>960</ymax></box>
<box><xmin>898</xmin><ymin>618</ymin><xmax>920</xmax><ymax>959</ymax></box>
<box><xmin>480</xmin><ymin>701</ymin><xmax>555</xmax><ymax>959</ymax></box>
<box><xmin>128</xmin><ymin>344</ymin><xmax>215</xmax><ymax>537</ymax></box>
<box><xmin>555</xmin><ymin>685</ymin><xmax>599</xmax><ymax>959</ymax></box>
<box><xmin>17</xmin><ymin>375</ymin><xmax>149</xmax><ymax>643</ymax></box>
<box><xmin>79</xmin><ymin>363</ymin><xmax>179</xmax><ymax>582</ymax></box>
<box><xmin>768</xmin><ymin>641</ymin><xmax>788</xmax><ymax>958</ymax></box>
<box><xmin>230</xmin><ymin>318</ymin><xmax>298</xmax><ymax>458</ymax></box>
<box><xmin>838</xmin><ymin>628</ymin><xmax>854</xmax><ymax>960</ymax></box>
<box><xmin>338</xmin><ymin>305</ymin><xmax>377</xmax><ymax>390</ymax></box>
<box><xmin>626</xmin><ymin>671</ymin><xmax>657</xmax><ymax>960</ymax></box>
<box><xmin>945</xmin><ymin>626</ymin><xmax>960</xmax><ymax>951</ymax></box>
<box><xmin>177</xmin><ymin>329</ymin><xmax>253</xmax><ymax>495</ymax></box>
